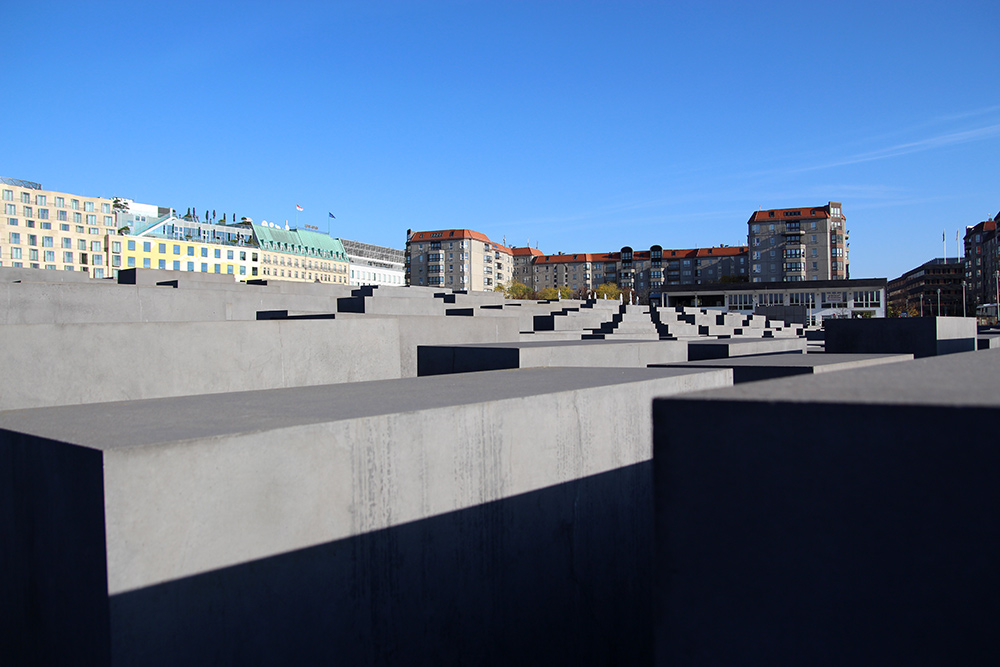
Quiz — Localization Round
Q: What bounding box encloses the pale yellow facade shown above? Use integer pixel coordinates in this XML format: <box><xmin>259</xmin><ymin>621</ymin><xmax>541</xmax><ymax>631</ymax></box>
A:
<box><xmin>258</xmin><ymin>249</ymin><xmax>348</xmax><ymax>283</ymax></box>
<box><xmin>120</xmin><ymin>236</ymin><xmax>259</xmax><ymax>279</ymax></box>
<box><xmin>1</xmin><ymin>181</ymin><xmax>118</xmax><ymax>278</ymax></box>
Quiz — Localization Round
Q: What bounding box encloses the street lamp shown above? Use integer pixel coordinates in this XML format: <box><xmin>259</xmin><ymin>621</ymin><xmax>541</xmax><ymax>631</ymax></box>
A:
<box><xmin>920</xmin><ymin>293</ymin><xmax>924</xmax><ymax>317</ymax></box>
<box><xmin>937</xmin><ymin>288</ymin><xmax>941</xmax><ymax>317</ymax></box>
<box><xmin>962</xmin><ymin>279</ymin><xmax>967</xmax><ymax>318</ymax></box>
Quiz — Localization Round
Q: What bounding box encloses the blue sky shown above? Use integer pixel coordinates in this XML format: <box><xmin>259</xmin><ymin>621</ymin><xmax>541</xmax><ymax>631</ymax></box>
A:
<box><xmin>4</xmin><ymin>0</ymin><xmax>998</xmax><ymax>279</ymax></box>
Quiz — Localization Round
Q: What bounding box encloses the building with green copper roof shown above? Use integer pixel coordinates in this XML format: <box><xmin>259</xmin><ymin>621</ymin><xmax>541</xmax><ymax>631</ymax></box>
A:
<box><xmin>247</xmin><ymin>224</ymin><xmax>348</xmax><ymax>262</ymax></box>
<box><xmin>244</xmin><ymin>223</ymin><xmax>351</xmax><ymax>284</ymax></box>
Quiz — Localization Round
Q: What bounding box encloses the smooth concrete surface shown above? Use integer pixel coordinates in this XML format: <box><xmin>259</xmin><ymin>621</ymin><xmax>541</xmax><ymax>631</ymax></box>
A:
<box><xmin>0</xmin><ymin>280</ymin><xmax>351</xmax><ymax>324</ymax></box>
<box><xmin>2</xmin><ymin>366</ymin><xmax>731</xmax><ymax>665</ymax></box>
<box><xmin>653</xmin><ymin>349</ymin><xmax>1000</xmax><ymax>664</ymax></box>
<box><xmin>977</xmin><ymin>333</ymin><xmax>1000</xmax><ymax>349</ymax></box>
<box><xmin>395</xmin><ymin>315</ymin><xmax>521</xmax><ymax>377</ymax></box>
<box><xmin>653</xmin><ymin>352</ymin><xmax>913</xmax><ymax>383</ymax></box>
<box><xmin>417</xmin><ymin>339</ymin><xmax>689</xmax><ymax>375</ymax></box>
<box><xmin>825</xmin><ymin>316</ymin><xmax>977</xmax><ymax>358</ymax></box>
<box><xmin>117</xmin><ymin>267</ymin><xmax>242</xmax><ymax>288</ymax></box>
<box><xmin>686</xmin><ymin>336</ymin><xmax>806</xmax><ymax>360</ymax></box>
<box><xmin>0</xmin><ymin>265</ymin><xmax>101</xmax><ymax>284</ymax></box>
<box><xmin>0</xmin><ymin>319</ymin><xmax>401</xmax><ymax>410</ymax></box>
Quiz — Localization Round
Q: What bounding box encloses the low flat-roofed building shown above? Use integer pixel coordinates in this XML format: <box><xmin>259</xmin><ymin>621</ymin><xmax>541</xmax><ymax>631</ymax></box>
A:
<box><xmin>658</xmin><ymin>277</ymin><xmax>887</xmax><ymax>324</ymax></box>
<box><xmin>889</xmin><ymin>258</ymin><xmax>965</xmax><ymax>318</ymax></box>
<box><xmin>340</xmin><ymin>238</ymin><xmax>405</xmax><ymax>287</ymax></box>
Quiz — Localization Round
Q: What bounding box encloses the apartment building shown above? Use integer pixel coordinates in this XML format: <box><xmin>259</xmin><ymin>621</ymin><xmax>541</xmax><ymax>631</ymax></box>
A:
<box><xmin>510</xmin><ymin>243</ymin><xmax>748</xmax><ymax>297</ymax></box>
<box><xmin>340</xmin><ymin>238</ymin><xmax>405</xmax><ymax>286</ymax></box>
<box><xmin>647</xmin><ymin>245</ymin><xmax>748</xmax><ymax>290</ymax></box>
<box><xmin>747</xmin><ymin>202</ymin><xmax>848</xmax><ymax>283</ymax></box>
<box><xmin>1</xmin><ymin>177</ymin><xmax>119</xmax><ymax>278</ymax></box>
<box><xmin>511</xmin><ymin>246</ymin><xmax>543</xmax><ymax>286</ymax></box>
<box><xmin>532</xmin><ymin>252</ymin><xmax>599</xmax><ymax>294</ymax></box>
<box><xmin>963</xmin><ymin>213</ymin><xmax>1000</xmax><ymax>309</ymax></box>
<box><xmin>405</xmin><ymin>229</ymin><xmax>512</xmax><ymax>291</ymax></box>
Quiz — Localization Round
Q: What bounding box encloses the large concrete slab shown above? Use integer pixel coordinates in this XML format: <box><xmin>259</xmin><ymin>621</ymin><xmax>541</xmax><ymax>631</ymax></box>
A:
<box><xmin>653</xmin><ymin>352</ymin><xmax>914</xmax><ymax>383</ymax></box>
<box><xmin>653</xmin><ymin>349</ymin><xmax>1000</xmax><ymax>664</ymax></box>
<box><xmin>685</xmin><ymin>336</ymin><xmax>806</xmax><ymax>360</ymax></box>
<box><xmin>977</xmin><ymin>333</ymin><xmax>1000</xmax><ymax>349</ymax></box>
<box><xmin>0</xmin><ymin>280</ymin><xmax>351</xmax><ymax>324</ymax></box>
<box><xmin>0</xmin><ymin>319</ymin><xmax>402</xmax><ymax>410</ymax></box>
<box><xmin>0</xmin><ymin>265</ymin><xmax>101</xmax><ymax>284</ymax></box>
<box><xmin>417</xmin><ymin>339</ymin><xmax>689</xmax><ymax>375</ymax></box>
<box><xmin>3</xmin><ymin>366</ymin><xmax>731</xmax><ymax>665</ymax></box>
<box><xmin>825</xmin><ymin>316</ymin><xmax>977</xmax><ymax>357</ymax></box>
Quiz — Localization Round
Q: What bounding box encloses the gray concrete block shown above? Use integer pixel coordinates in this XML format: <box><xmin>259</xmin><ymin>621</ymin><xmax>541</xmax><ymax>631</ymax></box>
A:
<box><xmin>418</xmin><ymin>339</ymin><xmax>690</xmax><ymax>375</ymax></box>
<box><xmin>653</xmin><ymin>349</ymin><xmax>1000</xmax><ymax>664</ymax></box>
<box><xmin>686</xmin><ymin>337</ymin><xmax>806</xmax><ymax>360</ymax></box>
<box><xmin>0</xmin><ymin>319</ymin><xmax>402</xmax><ymax>410</ymax></box>
<box><xmin>0</xmin><ymin>265</ymin><xmax>100</xmax><ymax>284</ymax></box>
<box><xmin>395</xmin><ymin>314</ymin><xmax>522</xmax><ymax>377</ymax></box>
<box><xmin>977</xmin><ymin>333</ymin><xmax>1000</xmax><ymax>349</ymax></box>
<box><xmin>117</xmin><ymin>267</ymin><xmax>242</xmax><ymax>288</ymax></box>
<box><xmin>0</xmin><ymin>280</ymin><xmax>354</xmax><ymax>324</ymax></box>
<box><xmin>2</xmin><ymin>366</ymin><xmax>731</xmax><ymax>665</ymax></box>
<box><xmin>653</xmin><ymin>352</ymin><xmax>914</xmax><ymax>383</ymax></box>
<box><xmin>825</xmin><ymin>316</ymin><xmax>977</xmax><ymax>358</ymax></box>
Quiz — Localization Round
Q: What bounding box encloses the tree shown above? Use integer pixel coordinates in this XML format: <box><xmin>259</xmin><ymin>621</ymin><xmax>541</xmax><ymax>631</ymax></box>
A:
<box><xmin>595</xmin><ymin>282</ymin><xmax>621</xmax><ymax>300</ymax></box>
<box><xmin>537</xmin><ymin>286</ymin><xmax>572</xmax><ymax>300</ymax></box>
<box><xmin>112</xmin><ymin>197</ymin><xmax>129</xmax><ymax>213</ymax></box>
<box><xmin>497</xmin><ymin>281</ymin><xmax>535</xmax><ymax>300</ymax></box>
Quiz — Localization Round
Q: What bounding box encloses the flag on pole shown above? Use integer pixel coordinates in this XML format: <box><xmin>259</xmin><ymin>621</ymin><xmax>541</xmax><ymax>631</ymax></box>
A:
<box><xmin>942</xmin><ymin>230</ymin><xmax>945</xmax><ymax>242</ymax></box>
<box><xmin>296</xmin><ymin>204</ymin><xmax>303</xmax><ymax>211</ymax></box>
<box><xmin>328</xmin><ymin>212</ymin><xmax>335</xmax><ymax>219</ymax></box>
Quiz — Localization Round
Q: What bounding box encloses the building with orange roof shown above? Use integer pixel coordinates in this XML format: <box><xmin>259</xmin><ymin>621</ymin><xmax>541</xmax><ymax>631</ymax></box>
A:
<box><xmin>510</xmin><ymin>246</ymin><xmax>543</xmax><ymax>286</ymax></box>
<box><xmin>407</xmin><ymin>229</ymin><xmax>749</xmax><ymax>298</ymax></box>
<box><xmin>530</xmin><ymin>251</ymin><xmax>603</xmax><ymax>294</ymax></box>
<box><xmin>509</xmin><ymin>243</ymin><xmax>748</xmax><ymax>298</ymax></box>
<box><xmin>747</xmin><ymin>201</ymin><xmax>847</xmax><ymax>283</ymax></box>
<box><xmin>405</xmin><ymin>228</ymin><xmax>512</xmax><ymax>290</ymax></box>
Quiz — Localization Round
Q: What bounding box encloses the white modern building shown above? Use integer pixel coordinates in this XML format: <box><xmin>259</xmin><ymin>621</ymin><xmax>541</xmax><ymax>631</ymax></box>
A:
<box><xmin>340</xmin><ymin>238</ymin><xmax>405</xmax><ymax>287</ymax></box>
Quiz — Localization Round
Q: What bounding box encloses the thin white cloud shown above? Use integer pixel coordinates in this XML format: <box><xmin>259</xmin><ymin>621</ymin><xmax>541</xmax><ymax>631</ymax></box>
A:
<box><xmin>798</xmin><ymin>123</ymin><xmax>1000</xmax><ymax>172</ymax></box>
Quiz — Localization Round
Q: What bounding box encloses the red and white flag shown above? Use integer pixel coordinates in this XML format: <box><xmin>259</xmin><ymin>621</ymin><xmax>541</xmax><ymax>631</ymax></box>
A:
<box><xmin>295</xmin><ymin>204</ymin><xmax>303</xmax><ymax>211</ymax></box>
